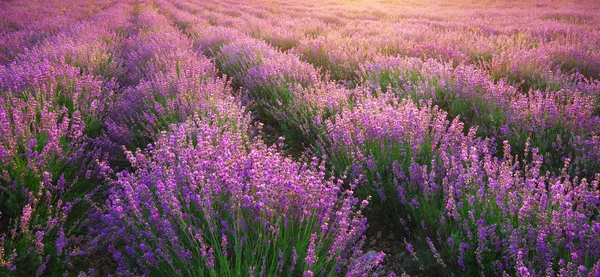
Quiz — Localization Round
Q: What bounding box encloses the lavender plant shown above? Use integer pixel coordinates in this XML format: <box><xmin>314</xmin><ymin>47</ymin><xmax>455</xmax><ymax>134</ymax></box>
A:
<box><xmin>100</xmin><ymin>116</ymin><xmax>382</xmax><ymax>276</ymax></box>
<box><xmin>324</xmin><ymin>92</ymin><xmax>600</xmax><ymax>275</ymax></box>
<box><xmin>0</xmin><ymin>61</ymin><xmax>113</xmax><ymax>275</ymax></box>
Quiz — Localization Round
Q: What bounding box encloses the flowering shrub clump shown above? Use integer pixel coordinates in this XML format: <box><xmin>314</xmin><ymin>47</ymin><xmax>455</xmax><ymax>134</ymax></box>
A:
<box><xmin>325</xmin><ymin>93</ymin><xmax>600</xmax><ymax>275</ymax></box>
<box><xmin>101</xmin><ymin>116</ymin><xmax>381</xmax><ymax>276</ymax></box>
<box><xmin>0</xmin><ymin>56</ymin><xmax>112</xmax><ymax>277</ymax></box>
<box><xmin>359</xmin><ymin>55</ymin><xmax>600</xmax><ymax>176</ymax></box>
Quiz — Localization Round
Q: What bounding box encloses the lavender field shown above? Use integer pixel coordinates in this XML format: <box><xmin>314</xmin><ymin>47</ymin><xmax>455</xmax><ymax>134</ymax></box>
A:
<box><xmin>1</xmin><ymin>0</ymin><xmax>599</xmax><ymax>276</ymax></box>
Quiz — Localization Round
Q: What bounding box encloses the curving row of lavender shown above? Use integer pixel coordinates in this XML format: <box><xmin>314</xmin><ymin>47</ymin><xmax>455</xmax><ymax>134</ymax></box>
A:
<box><xmin>1</xmin><ymin>0</ymin><xmax>599</xmax><ymax>276</ymax></box>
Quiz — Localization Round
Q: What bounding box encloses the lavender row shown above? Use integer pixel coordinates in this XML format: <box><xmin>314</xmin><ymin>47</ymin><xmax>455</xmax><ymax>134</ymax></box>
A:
<box><xmin>97</xmin><ymin>3</ymin><xmax>387</xmax><ymax>275</ymax></box>
<box><xmin>358</xmin><ymin>55</ymin><xmax>600</xmax><ymax>176</ymax></box>
<box><xmin>99</xmin><ymin>114</ymin><xmax>382</xmax><ymax>276</ymax></box>
<box><xmin>323</xmin><ymin>93</ymin><xmax>600</xmax><ymax>275</ymax></box>
<box><xmin>0</xmin><ymin>0</ymin><xmax>142</xmax><ymax>274</ymax></box>
<box><xmin>87</xmin><ymin>3</ymin><xmax>383</xmax><ymax>276</ymax></box>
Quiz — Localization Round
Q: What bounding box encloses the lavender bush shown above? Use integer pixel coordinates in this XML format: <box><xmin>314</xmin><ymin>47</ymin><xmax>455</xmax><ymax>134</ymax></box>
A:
<box><xmin>100</xmin><ymin>116</ymin><xmax>381</xmax><ymax>276</ymax></box>
<box><xmin>0</xmin><ymin>59</ymin><xmax>113</xmax><ymax>276</ymax></box>
<box><xmin>324</xmin><ymin>93</ymin><xmax>600</xmax><ymax>275</ymax></box>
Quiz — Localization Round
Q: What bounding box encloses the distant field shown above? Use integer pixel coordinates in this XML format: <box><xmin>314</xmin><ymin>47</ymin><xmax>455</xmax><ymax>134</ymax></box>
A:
<box><xmin>1</xmin><ymin>0</ymin><xmax>599</xmax><ymax>276</ymax></box>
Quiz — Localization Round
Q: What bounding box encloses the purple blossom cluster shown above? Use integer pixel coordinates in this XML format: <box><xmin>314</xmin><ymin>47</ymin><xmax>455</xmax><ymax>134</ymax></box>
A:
<box><xmin>100</xmin><ymin>116</ymin><xmax>376</xmax><ymax>276</ymax></box>
<box><xmin>102</xmin><ymin>6</ymin><xmax>238</xmax><ymax>151</ymax></box>
<box><xmin>358</xmin><ymin>54</ymin><xmax>600</xmax><ymax>176</ymax></box>
<box><xmin>324</xmin><ymin>93</ymin><xmax>600</xmax><ymax>275</ymax></box>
